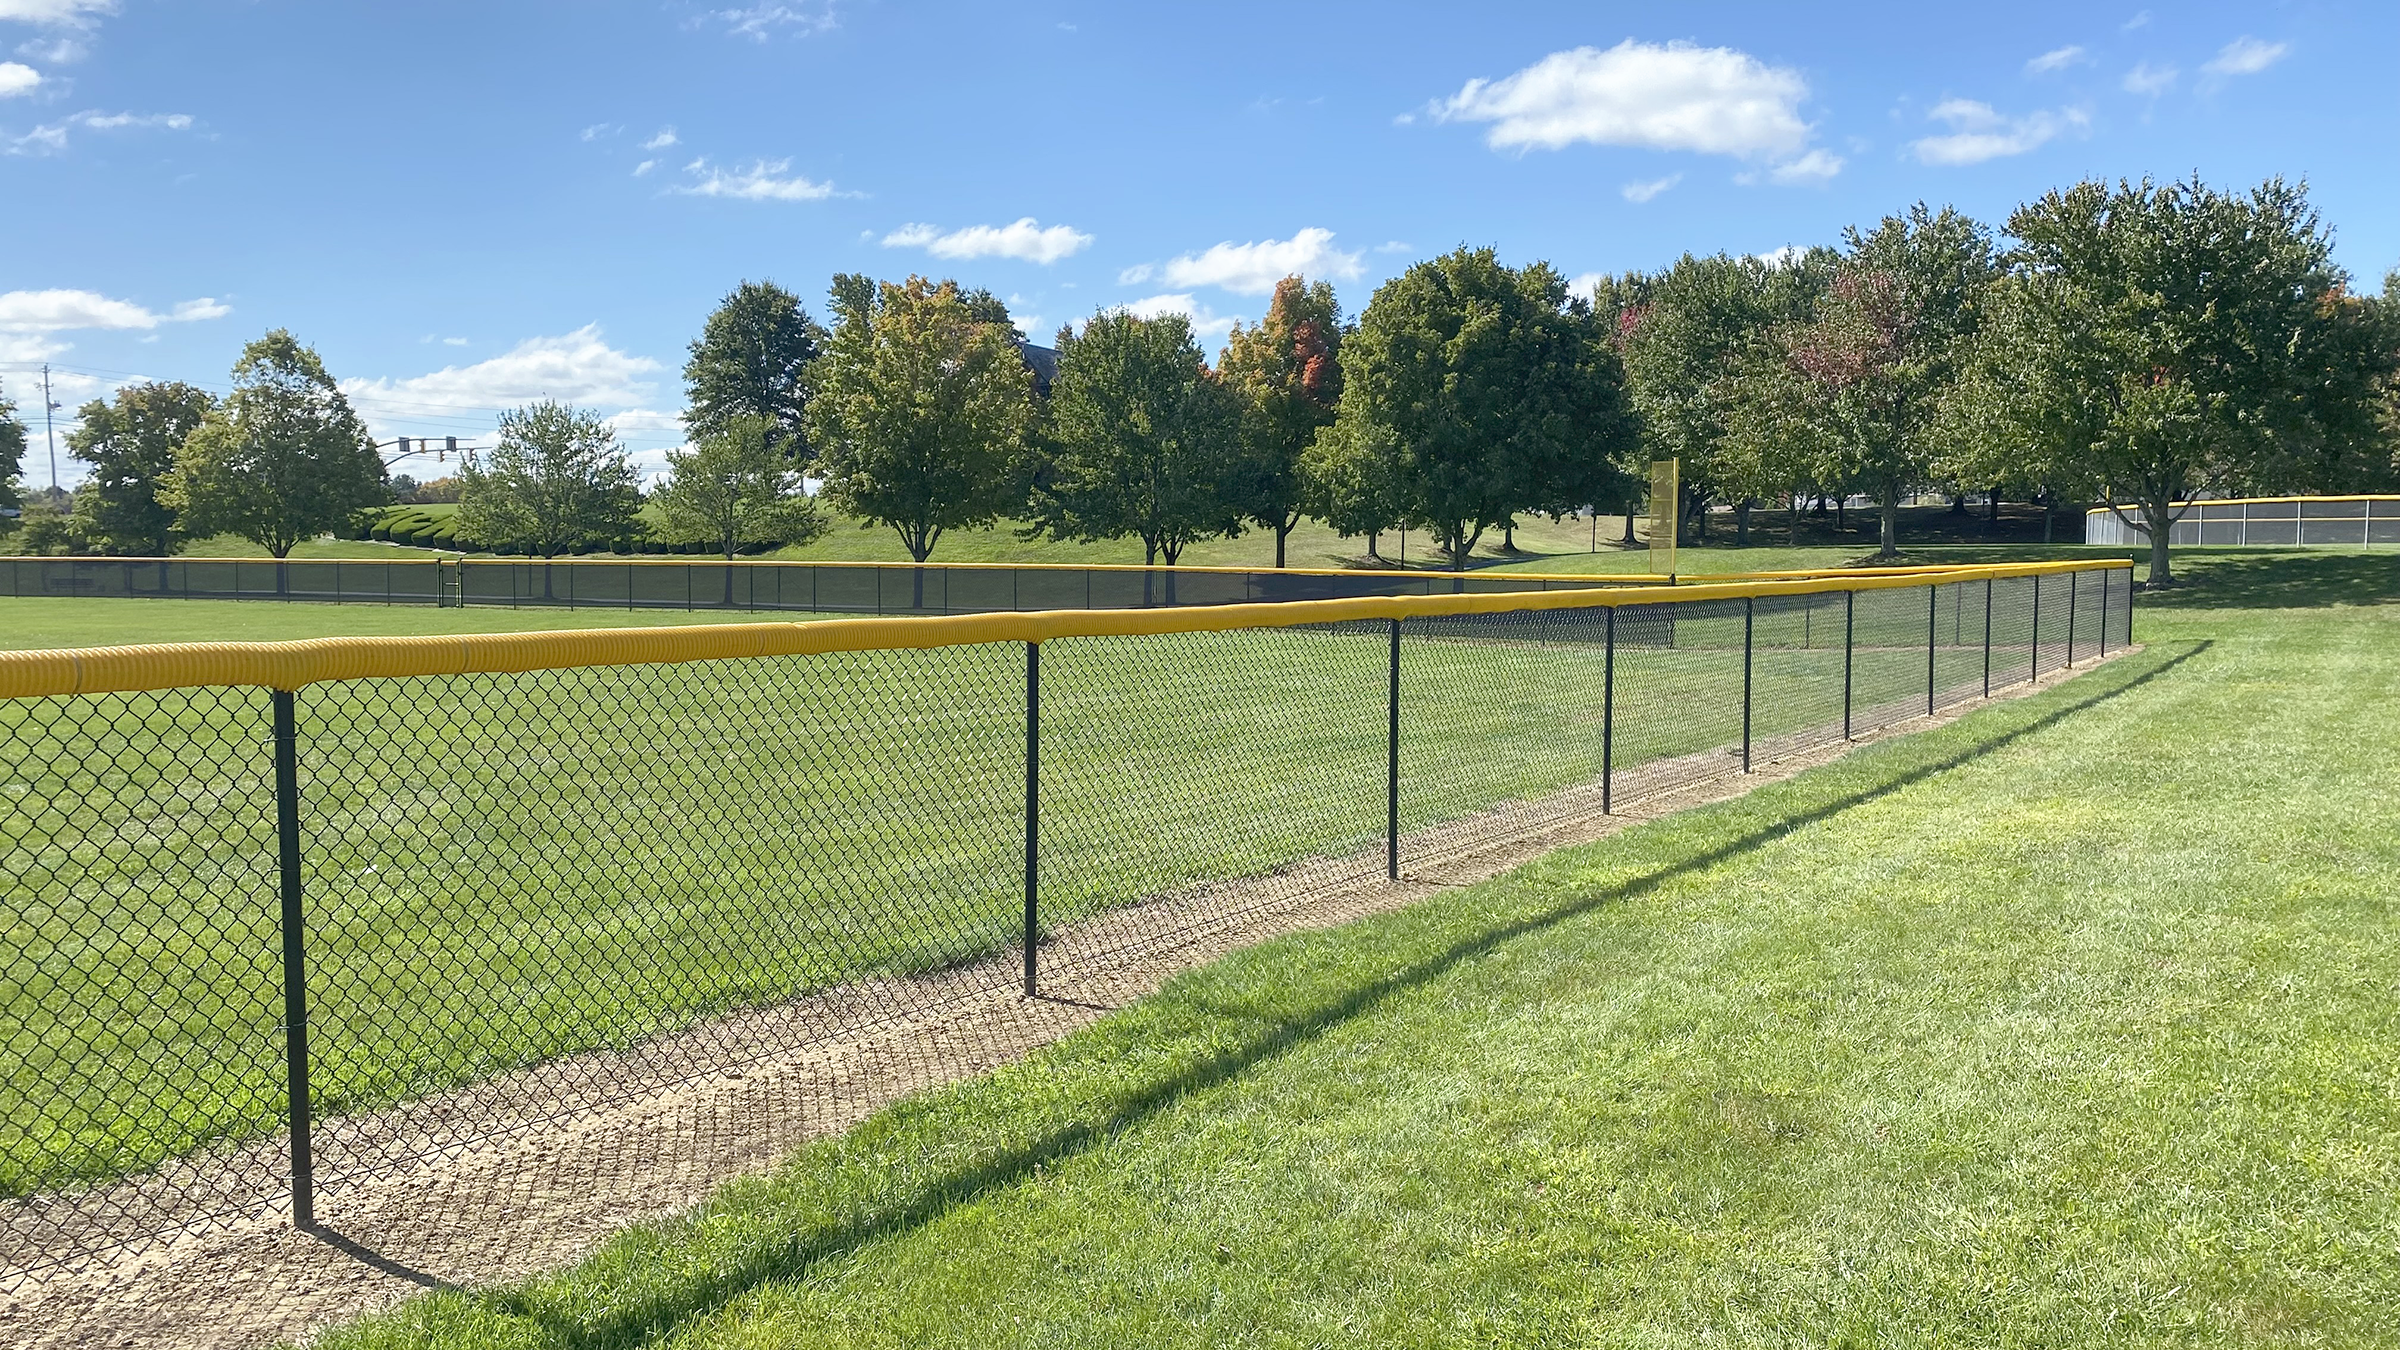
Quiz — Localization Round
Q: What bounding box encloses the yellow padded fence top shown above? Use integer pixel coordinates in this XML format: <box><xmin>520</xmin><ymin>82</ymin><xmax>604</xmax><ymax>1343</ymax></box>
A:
<box><xmin>0</xmin><ymin>559</ymin><xmax>2129</xmax><ymax>700</ymax></box>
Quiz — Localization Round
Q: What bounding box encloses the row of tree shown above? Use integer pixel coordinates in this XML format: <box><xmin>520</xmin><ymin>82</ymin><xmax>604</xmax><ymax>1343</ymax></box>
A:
<box><xmin>6</xmin><ymin>173</ymin><xmax>2395</xmax><ymax>583</ymax></box>
<box><xmin>1599</xmin><ymin>176</ymin><xmax>2398</xmax><ymax>580</ymax></box>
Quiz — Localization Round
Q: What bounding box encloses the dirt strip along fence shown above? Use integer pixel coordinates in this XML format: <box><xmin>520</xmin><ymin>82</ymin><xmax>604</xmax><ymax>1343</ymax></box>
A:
<box><xmin>0</xmin><ymin>563</ymin><xmax>2132</xmax><ymax>1288</ymax></box>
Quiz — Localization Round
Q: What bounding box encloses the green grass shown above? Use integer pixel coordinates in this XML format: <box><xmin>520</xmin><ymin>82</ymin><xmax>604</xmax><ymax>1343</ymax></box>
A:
<box><xmin>8</xmin><ymin>576</ymin><xmax>2043</xmax><ymax>1196</ymax></box>
<box><xmin>312</xmin><ymin>551</ymin><xmax>2399</xmax><ymax>1349</ymax></box>
<box><xmin>0</xmin><ymin>596</ymin><xmax>849</xmax><ymax>650</ymax></box>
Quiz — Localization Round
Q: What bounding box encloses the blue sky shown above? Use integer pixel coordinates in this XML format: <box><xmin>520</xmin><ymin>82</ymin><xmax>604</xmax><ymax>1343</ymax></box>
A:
<box><xmin>3</xmin><ymin>0</ymin><xmax>2395</xmax><ymax>488</ymax></box>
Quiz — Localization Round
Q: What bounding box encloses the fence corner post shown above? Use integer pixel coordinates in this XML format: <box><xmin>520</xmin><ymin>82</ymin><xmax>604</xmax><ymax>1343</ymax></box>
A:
<box><xmin>1982</xmin><ymin>577</ymin><xmax>1993</xmax><ymax>698</ymax></box>
<box><xmin>271</xmin><ymin>688</ymin><xmax>315</xmax><ymax>1231</ymax></box>
<box><xmin>1024</xmin><ymin>641</ymin><xmax>1041</xmax><ymax>998</ymax></box>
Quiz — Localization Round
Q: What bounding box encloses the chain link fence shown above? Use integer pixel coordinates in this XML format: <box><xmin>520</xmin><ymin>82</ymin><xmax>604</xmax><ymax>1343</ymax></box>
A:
<box><xmin>0</xmin><ymin>563</ymin><xmax>2133</xmax><ymax>1288</ymax></box>
<box><xmin>0</xmin><ymin>557</ymin><xmax>1644</xmax><ymax>614</ymax></box>
<box><xmin>2082</xmin><ymin>495</ymin><xmax>2400</xmax><ymax>547</ymax></box>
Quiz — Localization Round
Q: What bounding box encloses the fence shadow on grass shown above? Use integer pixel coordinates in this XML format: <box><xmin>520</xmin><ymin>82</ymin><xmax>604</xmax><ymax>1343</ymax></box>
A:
<box><xmin>494</xmin><ymin>641</ymin><xmax>2206</xmax><ymax>1350</ymax></box>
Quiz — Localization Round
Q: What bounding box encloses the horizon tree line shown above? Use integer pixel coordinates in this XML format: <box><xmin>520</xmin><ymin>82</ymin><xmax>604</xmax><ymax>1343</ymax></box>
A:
<box><xmin>6</xmin><ymin>173</ymin><xmax>2396</xmax><ymax>585</ymax></box>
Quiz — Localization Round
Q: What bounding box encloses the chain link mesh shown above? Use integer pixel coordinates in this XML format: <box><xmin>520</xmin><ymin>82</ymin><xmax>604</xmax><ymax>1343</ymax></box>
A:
<box><xmin>0</xmin><ymin>567</ymin><xmax>2132</xmax><ymax>1288</ymax></box>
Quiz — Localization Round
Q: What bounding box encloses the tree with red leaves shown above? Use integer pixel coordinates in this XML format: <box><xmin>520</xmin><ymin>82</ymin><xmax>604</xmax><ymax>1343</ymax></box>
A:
<box><xmin>1220</xmin><ymin>276</ymin><xmax>1344</xmax><ymax>568</ymax></box>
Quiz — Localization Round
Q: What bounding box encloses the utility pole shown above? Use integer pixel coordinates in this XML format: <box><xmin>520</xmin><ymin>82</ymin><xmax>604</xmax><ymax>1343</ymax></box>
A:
<box><xmin>41</xmin><ymin>364</ymin><xmax>58</xmax><ymax>494</ymax></box>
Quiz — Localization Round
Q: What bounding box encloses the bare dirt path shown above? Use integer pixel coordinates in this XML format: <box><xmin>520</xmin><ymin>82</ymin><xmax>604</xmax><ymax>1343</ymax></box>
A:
<box><xmin>4</xmin><ymin>652</ymin><xmax>2130</xmax><ymax>1349</ymax></box>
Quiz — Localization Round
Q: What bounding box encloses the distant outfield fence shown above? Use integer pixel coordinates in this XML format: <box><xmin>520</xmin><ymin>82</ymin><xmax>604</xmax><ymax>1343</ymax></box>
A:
<box><xmin>2083</xmin><ymin>495</ymin><xmax>2400</xmax><ymax>548</ymax></box>
<box><xmin>0</xmin><ymin>556</ymin><xmax>1666</xmax><ymax>613</ymax></box>
<box><xmin>0</xmin><ymin>560</ymin><xmax>2133</xmax><ymax>1287</ymax></box>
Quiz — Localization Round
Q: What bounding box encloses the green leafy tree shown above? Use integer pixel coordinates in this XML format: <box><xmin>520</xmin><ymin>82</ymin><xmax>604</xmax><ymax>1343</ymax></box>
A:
<box><xmin>1220</xmin><ymin>276</ymin><xmax>1344</xmax><ymax>567</ymax></box>
<box><xmin>653</xmin><ymin>413</ymin><xmax>826</xmax><ymax>560</ymax></box>
<box><xmin>684</xmin><ymin>280</ymin><xmax>827</xmax><ymax>456</ymax></box>
<box><xmin>164</xmin><ymin>330</ymin><xmax>386</xmax><ymax>560</ymax></box>
<box><xmin>0</xmin><ymin>378</ymin><xmax>25</xmax><ymax>528</ymax></box>
<box><xmin>1336</xmin><ymin>247</ymin><xmax>1633</xmax><ymax>570</ymax></box>
<box><xmin>1298</xmin><ymin>418</ymin><xmax>1404</xmax><ymax>562</ymax></box>
<box><xmin>1598</xmin><ymin>249</ymin><xmax>1835</xmax><ymax>541</ymax></box>
<box><xmin>1996</xmin><ymin>177</ymin><xmax>2390</xmax><ymax>582</ymax></box>
<box><xmin>807</xmin><ymin>275</ymin><xmax>1037</xmax><ymax>599</ymax></box>
<box><xmin>1734</xmin><ymin>207</ymin><xmax>1994</xmax><ymax>557</ymax></box>
<box><xmin>456</xmin><ymin>400</ymin><xmax>642</xmax><ymax>558</ymax></box>
<box><xmin>1030</xmin><ymin>309</ymin><xmax>1242</xmax><ymax>599</ymax></box>
<box><xmin>66</xmin><ymin>381</ymin><xmax>217</xmax><ymax>555</ymax></box>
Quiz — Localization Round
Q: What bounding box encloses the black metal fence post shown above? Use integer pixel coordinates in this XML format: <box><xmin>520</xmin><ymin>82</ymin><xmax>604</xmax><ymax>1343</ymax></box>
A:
<box><xmin>1842</xmin><ymin>589</ymin><xmax>1855</xmax><ymax>740</ymax></box>
<box><xmin>2066</xmin><ymin>570</ymin><xmax>2079</xmax><ymax>665</ymax></box>
<box><xmin>1600</xmin><ymin>607</ymin><xmax>1616</xmax><ymax>815</ymax></box>
<box><xmin>1741</xmin><ymin>597</ymin><xmax>1754</xmax><ymax>772</ymax></box>
<box><xmin>271</xmin><ymin>689</ymin><xmax>316</xmax><ymax>1231</ymax></box>
<box><xmin>1023</xmin><ymin>642</ymin><xmax>1040</xmax><ymax>997</ymax></box>
<box><xmin>1925</xmin><ymin>584</ymin><xmax>1938</xmax><ymax>716</ymax></box>
<box><xmin>1386</xmin><ymin>619</ymin><xmax>1401</xmax><ymax>879</ymax></box>
<box><xmin>2099</xmin><ymin>566</ymin><xmax>2111</xmax><ymax>655</ymax></box>
<box><xmin>1982</xmin><ymin>577</ymin><xmax>1993</xmax><ymax>698</ymax></box>
<box><xmin>2030</xmin><ymin>574</ymin><xmax>2042</xmax><ymax>683</ymax></box>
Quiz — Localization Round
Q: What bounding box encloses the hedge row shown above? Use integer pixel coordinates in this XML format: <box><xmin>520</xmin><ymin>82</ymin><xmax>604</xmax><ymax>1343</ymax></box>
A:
<box><xmin>340</xmin><ymin>506</ymin><xmax>777</xmax><ymax>556</ymax></box>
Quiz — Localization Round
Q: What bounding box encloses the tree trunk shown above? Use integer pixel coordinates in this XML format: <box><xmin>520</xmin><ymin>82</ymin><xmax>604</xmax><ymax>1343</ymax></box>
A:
<box><xmin>2041</xmin><ymin>488</ymin><xmax>2055</xmax><ymax>544</ymax></box>
<box><xmin>1987</xmin><ymin>487</ymin><xmax>2001</xmax><ymax>526</ymax></box>
<box><xmin>1143</xmin><ymin>537</ymin><xmax>1158</xmax><ymax>606</ymax></box>
<box><xmin>1500</xmin><ymin>522</ymin><xmax>1515</xmax><ymax>553</ymax></box>
<box><xmin>1622</xmin><ymin>502</ymin><xmax>1637</xmax><ymax>545</ymax></box>
<box><xmin>1734</xmin><ymin>499</ymin><xmax>1752</xmax><ymax>546</ymax></box>
<box><xmin>1835</xmin><ymin>497</ymin><xmax>1846</xmax><ymax>532</ymax></box>
<box><xmin>1274</xmin><ymin>519</ymin><xmax>1291</xmax><ymax>569</ymax></box>
<box><xmin>1878</xmin><ymin>484</ymin><xmax>1900</xmax><ymax>558</ymax></box>
<box><xmin>1365</xmin><ymin>530</ymin><xmax>1382</xmax><ymax>562</ymax></box>
<box><xmin>2142</xmin><ymin>494</ymin><xmax>2176</xmax><ymax>586</ymax></box>
<box><xmin>1789</xmin><ymin>495</ymin><xmax>1802</xmax><ymax>545</ymax></box>
<box><xmin>1160</xmin><ymin>539</ymin><xmax>1182</xmax><ymax>604</ymax></box>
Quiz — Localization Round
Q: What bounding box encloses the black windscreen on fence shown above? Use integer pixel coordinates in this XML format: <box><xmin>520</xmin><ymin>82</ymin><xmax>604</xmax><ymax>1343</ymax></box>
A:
<box><xmin>0</xmin><ymin>567</ymin><xmax>2133</xmax><ymax>1288</ymax></box>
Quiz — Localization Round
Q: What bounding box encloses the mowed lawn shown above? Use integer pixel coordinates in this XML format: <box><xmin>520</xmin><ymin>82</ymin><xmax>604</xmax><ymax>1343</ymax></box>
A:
<box><xmin>5</xmin><ymin>580</ymin><xmax>2040</xmax><ymax>1196</ymax></box>
<box><xmin>317</xmin><ymin>551</ymin><xmax>2399</xmax><ymax>1348</ymax></box>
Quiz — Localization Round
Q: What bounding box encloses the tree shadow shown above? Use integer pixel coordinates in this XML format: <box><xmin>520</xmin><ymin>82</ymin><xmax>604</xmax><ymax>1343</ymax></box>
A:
<box><xmin>2142</xmin><ymin>552</ymin><xmax>2400</xmax><ymax>610</ymax></box>
<box><xmin>501</xmin><ymin>643</ymin><xmax>2205</xmax><ymax>1349</ymax></box>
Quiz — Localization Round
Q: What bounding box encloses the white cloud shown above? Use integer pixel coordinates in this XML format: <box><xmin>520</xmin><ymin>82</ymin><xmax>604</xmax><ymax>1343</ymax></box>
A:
<box><xmin>1130</xmin><ymin>227</ymin><xmax>1365</xmax><ymax>296</ymax></box>
<box><xmin>14</xmin><ymin>36</ymin><xmax>83</xmax><ymax>61</ymax></box>
<box><xmin>0</xmin><ymin>288</ymin><xmax>228</xmax><ymax>331</ymax></box>
<box><xmin>1431</xmin><ymin>39</ymin><xmax>1822</xmax><ymax>179</ymax></box>
<box><xmin>0</xmin><ymin>0</ymin><xmax>115</xmax><ymax>25</ymax></box>
<box><xmin>7</xmin><ymin>107</ymin><xmax>192</xmax><ymax>154</ymax></box>
<box><xmin>342</xmin><ymin>326</ymin><xmax>660</xmax><ymax>414</ymax></box>
<box><xmin>641</xmin><ymin>126</ymin><xmax>678</xmax><ymax>150</ymax></box>
<box><xmin>1120</xmin><ymin>293</ymin><xmax>1239</xmax><ymax>343</ymax></box>
<box><xmin>1764</xmin><ymin>148</ymin><xmax>1843</xmax><ymax>185</ymax></box>
<box><xmin>2122</xmin><ymin>62</ymin><xmax>2176</xmax><ymax>96</ymax></box>
<box><xmin>1620</xmin><ymin>172</ymin><xmax>1682</xmax><ymax>203</ymax></box>
<box><xmin>671</xmin><ymin>156</ymin><xmax>842</xmax><ymax>201</ymax></box>
<box><xmin>579</xmin><ymin>122</ymin><xmax>618</xmax><ymax>142</ymax></box>
<box><xmin>1755</xmin><ymin>245</ymin><xmax>1807</xmax><ymax>268</ymax></box>
<box><xmin>443</xmin><ymin>336</ymin><xmax>468</xmax><ymax>346</ymax></box>
<box><xmin>632</xmin><ymin>158</ymin><xmax>656</xmax><ymax>176</ymax></box>
<box><xmin>1909</xmin><ymin>99</ymin><xmax>2088</xmax><ymax>164</ymax></box>
<box><xmin>2202</xmin><ymin>37</ymin><xmax>2288</xmax><ymax>77</ymax></box>
<box><xmin>1375</xmin><ymin>240</ymin><xmax>1414</xmax><ymax>254</ymax></box>
<box><xmin>0</xmin><ymin>59</ymin><xmax>39</xmax><ymax>96</ymax></box>
<box><xmin>880</xmin><ymin>217</ymin><xmax>1093</xmax><ymax>264</ymax></box>
<box><xmin>2025</xmin><ymin>45</ymin><xmax>2089</xmax><ymax>75</ymax></box>
<box><xmin>713</xmin><ymin>2</ymin><xmax>835</xmax><ymax>41</ymax></box>
<box><xmin>1565</xmin><ymin>271</ymin><xmax>1607</xmax><ymax>301</ymax></box>
<box><xmin>2122</xmin><ymin>10</ymin><xmax>2151</xmax><ymax>31</ymax></box>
